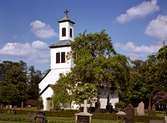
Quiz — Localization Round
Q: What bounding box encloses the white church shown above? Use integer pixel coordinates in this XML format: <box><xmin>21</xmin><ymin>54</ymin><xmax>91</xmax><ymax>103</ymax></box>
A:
<box><xmin>39</xmin><ymin>11</ymin><xmax>119</xmax><ymax>111</ymax></box>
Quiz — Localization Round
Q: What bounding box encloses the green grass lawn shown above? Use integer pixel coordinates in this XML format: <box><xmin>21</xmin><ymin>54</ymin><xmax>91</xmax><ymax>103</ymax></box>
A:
<box><xmin>0</xmin><ymin>113</ymin><xmax>124</xmax><ymax>123</ymax></box>
<box><xmin>0</xmin><ymin>112</ymin><xmax>164</xmax><ymax>123</ymax></box>
<box><xmin>0</xmin><ymin>115</ymin><xmax>124</xmax><ymax>123</ymax></box>
<box><xmin>47</xmin><ymin>117</ymin><xmax>144</xmax><ymax>123</ymax></box>
<box><xmin>0</xmin><ymin>122</ymin><xmax>28</xmax><ymax>123</ymax></box>
<box><xmin>47</xmin><ymin>116</ymin><xmax>123</xmax><ymax>123</ymax></box>
<box><xmin>0</xmin><ymin>120</ymin><xmax>144</xmax><ymax>123</ymax></box>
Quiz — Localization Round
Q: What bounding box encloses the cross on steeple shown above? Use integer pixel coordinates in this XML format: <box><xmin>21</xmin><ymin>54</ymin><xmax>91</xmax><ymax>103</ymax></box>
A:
<box><xmin>64</xmin><ymin>9</ymin><xmax>70</xmax><ymax>17</ymax></box>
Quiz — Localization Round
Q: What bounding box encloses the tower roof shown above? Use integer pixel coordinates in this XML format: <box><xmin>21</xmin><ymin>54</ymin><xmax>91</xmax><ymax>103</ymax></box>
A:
<box><xmin>58</xmin><ymin>9</ymin><xmax>75</xmax><ymax>24</ymax></box>
<box><xmin>49</xmin><ymin>40</ymin><xmax>71</xmax><ymax>48</ymax></box>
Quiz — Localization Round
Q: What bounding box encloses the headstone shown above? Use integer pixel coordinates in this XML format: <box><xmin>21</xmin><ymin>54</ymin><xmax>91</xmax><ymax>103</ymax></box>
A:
<box><xmin>152</xmin><ymin>104</ymin><xmax>156</xmax><ymax>111</ymax></box>
<box><xmin>9</xmin><ymin>105</ymin><xmax>12</xmax><ymax>109</ymax></box>
<box><xmin>136</xmin><ymin>102</ymin><xmax>145</xmax><ymax>116</ymax></box>
<box><xmin>81</xmin><ymin>102</ymin><xmax>90</xmax><ymax>111</ymax></box>
<box><xmin>21</xmin><ymin>101</ymin><xmax>24</xmax><ymax>108</ymax></box>
<box><xmin>34</xmin><ymin>112</ymin><xmax>47</xmax><ymax>123</ymax></box>
<box><xmin>75</xmin><ymin>100</ymin><xmax>93</xmax><ymax>123</ymax></box>
<box><xmin>165</xmin><ymin>111</ymin><xmax>167</xmax><ymax>123</ymax></box>
<box><xmin>124</xmin><ymin>104</ymin><xmax>134</xmax><ymax>123</ymax></box>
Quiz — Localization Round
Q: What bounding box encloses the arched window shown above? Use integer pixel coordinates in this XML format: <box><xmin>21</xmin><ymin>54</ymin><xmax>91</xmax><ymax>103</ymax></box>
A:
<box><xmin>62</xmin><ymin>28</ymin><xmax>66</xmax><ymax>37</ymax></box>
<box><xmin>70</xmin><ymin>28</ymin><xmax>72</xmax><ymax>37</ymax></box>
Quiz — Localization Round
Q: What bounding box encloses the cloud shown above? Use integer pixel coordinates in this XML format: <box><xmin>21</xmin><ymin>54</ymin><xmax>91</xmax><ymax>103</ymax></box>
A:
<box><xmin>0</xmin><ymin>42</ymin><xmax>32</xmax><ymax>56</ymax></box>
<box><xmin>116</xmin><ymin>0</ymin><xmax>159</xmax><ymax>24</ymax></box>
<box><xmin>32</xmin><ymin>40</ymin><xmax>48</xmax><ymax>49</ymax></box>
<box><xmin>114</xmin><ymin>41</ymin><xmax>161</xmax><ymax>60</ymax></box>
<box><xmin>145</xmin><ymin>15</ymin><xmax>167</xmax><ymax>40</ymax></box>
<box><xmin>0</xmin><ymin>41</ymin><xmax>49</xmax><ymax>64</ymax></box>
<box><xmin>31</xmin><ymin>20</ymin><xmax>57</xmax><ymax>39</ymax></box>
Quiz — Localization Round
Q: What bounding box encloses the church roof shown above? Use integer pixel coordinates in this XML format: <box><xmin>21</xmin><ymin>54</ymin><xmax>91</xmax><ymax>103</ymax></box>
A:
<box><xmin>49</xmin><ymin>40</ymin><xmax>71</xmax><ymax>48</ymax></box>
<box><xmin>39</xmin><ymin>84</ymin><xmax>54</xmax><ymax>96</ymax></box>
<box><xmin>58</xmin><ymin>16</ymin><xmax>75</xmax><ymax>24</ymax></box>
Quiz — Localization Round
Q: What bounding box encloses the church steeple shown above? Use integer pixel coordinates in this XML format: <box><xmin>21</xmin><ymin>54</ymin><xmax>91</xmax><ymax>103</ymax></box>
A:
<box><xmin>58</xmin><ymin>9</ymin><xmax>75</xmax><ymax>41</ymax></box>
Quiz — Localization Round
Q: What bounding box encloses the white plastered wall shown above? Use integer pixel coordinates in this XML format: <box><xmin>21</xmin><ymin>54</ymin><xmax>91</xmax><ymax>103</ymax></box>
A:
<box><xmin>50</xmin><ymin>47</ymin><xmax>72</xmax><ymax>69</ymax></box>
<box><xmin>99</xmin><ymin>88</ymin><xmax>119</xmax><ymax>109</ymax></box>
<box><xmin>39</xmin><ymin>68</ymin><xmax>71</xmax><ymax>110</ymax></box>
<box><xmin>39</xmin><ymin>46</ymin><xmax>72</xmax><ymax>111</ymax></box>
<box><xmin>59</xmin><ymin>22</ymin><xmax>74</xmax><ymax>41</ymax></box>
<box><xmin>109</xmin><ymin>93</ymin><xmax>119</xmax><ymax>109</ymax></box>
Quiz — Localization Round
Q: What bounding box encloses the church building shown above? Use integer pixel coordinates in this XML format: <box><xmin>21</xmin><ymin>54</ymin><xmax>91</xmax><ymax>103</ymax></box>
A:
<box><xmin>39</xmin><ymin>11</ymin><xmax>119</xmax><ymax>111</ymax></box>
<box><xmin>39</xmin><ymin>10</ymin><xmax>75</xmax><ymax>110</ymax></box>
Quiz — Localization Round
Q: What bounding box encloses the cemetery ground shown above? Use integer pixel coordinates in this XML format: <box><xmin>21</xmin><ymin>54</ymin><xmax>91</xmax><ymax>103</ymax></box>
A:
<box><xmin>0</xmin><ymin>114</ymin><xmax>138</xmax><ymax>123</ymax></box>
<box><xmin>0</xmin><ymin>109</ymin><xmax>165</xmax><ymax>123</ymax></box>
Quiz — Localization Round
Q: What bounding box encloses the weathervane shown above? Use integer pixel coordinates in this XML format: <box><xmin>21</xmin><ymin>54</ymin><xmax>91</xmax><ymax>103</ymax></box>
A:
<box><xmin>64</xmin><ymin>9</ymin><xmax>70</xmax><ymax>17</ymax></box>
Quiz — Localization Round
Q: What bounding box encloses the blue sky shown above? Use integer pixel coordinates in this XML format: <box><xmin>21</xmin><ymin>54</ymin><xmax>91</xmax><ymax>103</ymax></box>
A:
<box><xmin>0</xmin><ymin>0</ymin><xmax>167</xmax><ymax>71</ymax></box>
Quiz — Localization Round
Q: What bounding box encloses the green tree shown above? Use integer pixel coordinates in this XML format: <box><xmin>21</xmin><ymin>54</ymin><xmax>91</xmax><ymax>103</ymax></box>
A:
<box><xmin>0</xmin><ymin>61</ymin><xmax>41</xmax><ymax>107</ymax></box>
<box><xmin>27</xmin><ymin>66</ymin><xmax>42</xmax><ymax>101</ymax></box>
<box><xmin>0</xmin><ymin>61</ymin><xmax>28</xmax><ymax>106</ymax></box>
<box><xmin>53</xmin><ymin>74</ymin><xmax>73</xmax><ymax>108</ymax></box>
<box><xmin>127</xmin><ymin>45</ymin><xmax>167</xmax><ymax>107</ymax></box>
<box><xmin>53</xmin><ymin>31</ymin><xmax>130</xmax><ymax>106</ymax></box>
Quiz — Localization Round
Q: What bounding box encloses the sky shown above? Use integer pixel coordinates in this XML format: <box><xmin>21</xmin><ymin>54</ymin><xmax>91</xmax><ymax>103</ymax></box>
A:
<box><xmin>0</xmin><ymin>0</ymin><xmax>167</xmax><ymax>71</ymax></box>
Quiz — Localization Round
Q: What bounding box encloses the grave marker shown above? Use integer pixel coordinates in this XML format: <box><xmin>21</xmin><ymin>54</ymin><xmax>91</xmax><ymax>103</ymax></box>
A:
<box><xmin>75</xmin><ymin>100</ymin><xmax>93</xmax><ymax>123</ymax></box>
<box><xmin>136</xmin><ymin>101</ymin><xmax>145</xmax><ymax>116</ymax></box>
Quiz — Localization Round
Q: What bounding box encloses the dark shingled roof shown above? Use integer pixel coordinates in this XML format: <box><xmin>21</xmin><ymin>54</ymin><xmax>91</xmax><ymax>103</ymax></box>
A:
<box><xmin>49</xmin><ymin>40</ymin><xmax>71</xmax><ymax>48</ymax></box>
<box><xmin>58</xmin><ymin>15</ymin><xmax>75</xmax><ymax>24</ymax></box>
<box><xmin>40</xmin><ymin>84</ymin><xmax>54</xmax><ymax>96</ymax></box>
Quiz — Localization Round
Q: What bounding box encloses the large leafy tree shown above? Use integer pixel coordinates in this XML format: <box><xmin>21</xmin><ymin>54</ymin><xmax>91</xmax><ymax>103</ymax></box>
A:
<box><xmin>0</xmin><ymin>61</ymin><xmax>41</xmax><ymax>107</ymax></box>
<box><xmin>127</xmin><ymin>45</ymin><xmax>167</xmax><ymax>107</ymax></box>
<box><xmin>27</xmin><ymin>66</ymin><xmax>42</xmax><ymax>100</ymax></box>
<box><xmin>53</xmin><ymin>31</ymin><xmax>130</xmax><ymax>106</ymax></box>
<box><xmin>0</xmin><ymin>61</ymin><xmax>28</xmax><ymax>106</ymax></box>
<box><xmin>52</xmin><ymin>73</ymin><xmax>73</xmax><ymax>108</ymax></box>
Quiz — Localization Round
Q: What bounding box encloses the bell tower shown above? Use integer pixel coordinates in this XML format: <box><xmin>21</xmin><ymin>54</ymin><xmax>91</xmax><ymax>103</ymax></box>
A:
<box><xmin>58</xmin><ymin>9</ymin><xmax>75</xmax><ymax>41</ymax></box>
<box><xmin>49</xmin><ymin>10</ymin><xmax>75</xmax><ymax>69</ymax></box>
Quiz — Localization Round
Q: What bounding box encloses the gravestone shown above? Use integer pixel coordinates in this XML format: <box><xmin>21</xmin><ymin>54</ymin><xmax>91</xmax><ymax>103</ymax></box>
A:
<box><xmin>124</xmin><ymin>104</ymin><xmax>134</xmax><ymax>123</ymax></box>
<box><xmin>81</xmin><ymin>101</ymin><xmax>90</xmax><ymax>111</ymax></box>
<box><xmin>165</xmin><ymin>111</ymin><xmax>167</xmax><ymax>123</ymax></box>
<box><xmin>75</xmin><ymin>100</ymin><xmax>93</xmax><ymax>123</ymax></box>
<box><xmin>33</xmin><ymin>111</ymin><xmax>47</xmax><ymax>123</ymax></box>
<box><xmin>136</xmin><ymin>101</ymin><xmax>145</xmax><ymax>116</ymax></box>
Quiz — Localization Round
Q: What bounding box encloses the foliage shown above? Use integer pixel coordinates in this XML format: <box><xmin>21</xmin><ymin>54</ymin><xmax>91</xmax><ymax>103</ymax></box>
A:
<box><xmin>52</xmin><ymin>74</ymin><xmax>73</xmax><ymax>108</ymax></box>
<box><xmin>0</xmin><ymin>61</ymin><xmax>42</xmax><ymax>107</ymax></box>
<box><xmin>115</xmin><ymin>101</ymin><xmax>127</xmax><ymax>111</ymax></box>
<box><xmin>127</xmin><ymin>45</ymin><xmax>167</xmax><ymax>107</ymax></box>
<box><xmin>74</xmin><ymin>83</ymin><xmax>97</xmax><ymax>103</ymax></box>
<box><xmin>53</xmin><ymin>31</ymin><xmax>130</xmax><ymax>106</ymax></box>
<box><xmin>27</xmin><ymin>66</ymin><xmax>42</xmax><ymax>100</ymax></box>
<box><xmin>0</xmin><ymin>61</ymin><xmax>27</xmax><ymax>105</ymax></box>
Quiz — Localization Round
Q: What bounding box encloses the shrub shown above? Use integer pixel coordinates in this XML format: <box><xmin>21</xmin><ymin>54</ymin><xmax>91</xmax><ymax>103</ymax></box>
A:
<box><xmin>115</xmin><ymin>101</ymin><xmax>126</xmax><ymax>111</ymax></box>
